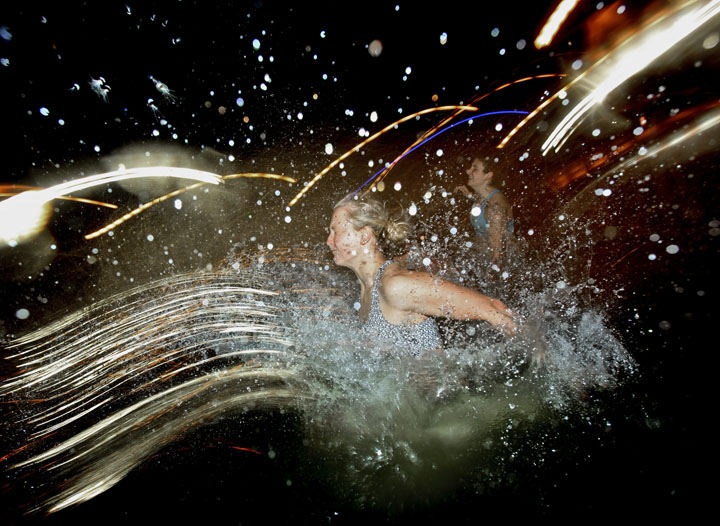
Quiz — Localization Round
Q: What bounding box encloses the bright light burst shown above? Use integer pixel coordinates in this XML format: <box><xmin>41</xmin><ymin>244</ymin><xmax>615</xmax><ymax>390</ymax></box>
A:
<box><xmin>546</xmin><ymin>1</ymin><xmax>720</xmax><ymax>153</ymax></box>
<box><xmin>501</xmin><ymin>0</ymin><xmax>720</xmax><ymax>155</ymax></box>
<box><xmin>0</xmin><ymin>167</ymin><xmax>221</xmax><ymax>246</ymax></box>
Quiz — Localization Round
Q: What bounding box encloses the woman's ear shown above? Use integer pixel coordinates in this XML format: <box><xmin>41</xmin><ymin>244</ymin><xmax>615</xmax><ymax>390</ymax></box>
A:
<box><xmin>360</xmin><ymin>226</ymin><xmax>373</xmax><ymax>245</ymax></box>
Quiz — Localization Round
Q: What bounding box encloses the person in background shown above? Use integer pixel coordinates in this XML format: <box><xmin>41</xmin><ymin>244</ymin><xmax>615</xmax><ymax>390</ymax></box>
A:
<box><xmin>454</xmin><ymin>156</ymin><xmax>515</xmax><ymax>268</ymax></box>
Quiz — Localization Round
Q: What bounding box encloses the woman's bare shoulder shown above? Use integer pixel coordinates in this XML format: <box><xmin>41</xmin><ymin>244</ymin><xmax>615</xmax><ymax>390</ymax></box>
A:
<box><xmin>381</xmin><ymin>265</ymin><xmax>439</xmax><ymax>296</ymax></box>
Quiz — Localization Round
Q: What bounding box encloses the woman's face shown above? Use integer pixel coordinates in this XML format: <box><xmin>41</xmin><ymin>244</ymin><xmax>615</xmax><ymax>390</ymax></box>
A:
<box><xmin>466</xmin><ymin>158</ymin><xmax>493</xmax><ymax>188</ymax></box>
<box><xmin>326</xmin><ymin>206</ymin><xmax>364</xmax><ymax>267</ymax></box>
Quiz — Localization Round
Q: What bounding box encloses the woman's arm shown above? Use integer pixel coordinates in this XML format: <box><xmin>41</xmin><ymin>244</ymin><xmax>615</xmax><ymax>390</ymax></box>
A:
<box><xmin>486</xmin><ymin>194</ymin><xmax>512</xmax><ymax>266</ymax></box>
<box><xmin>382</xmin><ymin>271</ymin><xmax>517</xmax><ymax>335</ymax></box>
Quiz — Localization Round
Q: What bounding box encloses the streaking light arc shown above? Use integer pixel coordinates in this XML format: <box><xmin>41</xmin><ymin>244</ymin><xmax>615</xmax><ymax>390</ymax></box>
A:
<box><xmin>350</xmin><ymin>110</ymin><xmax>529</xmax><ymax>199</ymax></box>
<box><xmin>84</xmin><ymin>173</ymin><xmax>297</xmax><ymax>240</ymax></box>
<box><xmin>288</xmin><ymin>106</ymin><xmax>478</xmax><ymax>207</ymax></box>
<box><xmin>378</xmin><ymin>74</ymin><xmax>565</xmax><ymax>180</ymax></box>
<box><xmin>0</xmin><ymin>167</ymin><xmax>222</xmax><ymax>246</ymax></box>
<box><xmin>534</xmin><ymin>0</ymin><xmax>580</xmax><ymax>49</ymax></box>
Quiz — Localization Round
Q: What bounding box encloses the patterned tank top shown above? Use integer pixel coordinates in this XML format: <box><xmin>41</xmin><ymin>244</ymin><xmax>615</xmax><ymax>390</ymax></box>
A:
<box><xmin>360</xmin><ymin>261</ymin><xmax>442</xmax><ymax>355</ymax></box>
<box><xmin>469</xmin><ymin>189</ymin><xmax>515</xmax><ymax>237</ymax></box>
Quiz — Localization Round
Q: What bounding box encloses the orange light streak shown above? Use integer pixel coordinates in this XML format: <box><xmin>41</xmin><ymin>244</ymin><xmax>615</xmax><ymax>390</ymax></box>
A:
<box><xmin>497</xmin><ymin>95</ymin><xmax>558</xmax><ymax>149</ymax></box>
<box><xmin>83</xmin><ymin>173</ymin><xmax>296</xmax><ymax>240</ymax></box>
<box><xmin>499</xmin><ymin>3</ymin><xmax>702</xmax><ymax>150</ymax></box>
<box><xmin>535</xmin><ymin>0</ymin><xmax>581</xmax><ymax>49</ymax></box>
<box><xmin>229</xmin><ymin>446</ymin><xmax>263</xmax><ymax>455</ymax></box>
<box><xmin>551</xmin><ymin>100</ymin><xmax>720</xmax><ymax>192</ymax></box>
<box><xmin>367</xmin><ymin>74</ymin><xmax>565</xmax><ymax>191</ymax></box>
<box><xmin>287</xmin><ymin>105</ymin><xmax>478</xmax><ymax>207</ymax></box>
<box><xmin>0</xmin><ymin>185</ymin><xmax>118</xmax><ymax>209</ymax></box>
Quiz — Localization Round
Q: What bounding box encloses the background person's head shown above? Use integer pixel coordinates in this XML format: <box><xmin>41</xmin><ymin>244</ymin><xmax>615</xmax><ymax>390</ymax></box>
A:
<box><xmin>466</xmin><ymin>156</ymin><xmax>495</xmax><ymax>191</ymax></box>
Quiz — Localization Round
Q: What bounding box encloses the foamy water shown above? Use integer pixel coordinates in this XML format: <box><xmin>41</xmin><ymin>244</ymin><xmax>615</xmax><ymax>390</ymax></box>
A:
<box><xmin>0</xmin><ymin>249</ymin><xmax>635</xmax><ymax>515</ymax></box>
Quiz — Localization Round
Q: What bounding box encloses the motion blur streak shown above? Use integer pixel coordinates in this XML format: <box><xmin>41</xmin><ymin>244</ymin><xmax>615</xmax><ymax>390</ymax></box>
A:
<box><xmin>84</xmin><ymin>172</ymin><xmax>296</xmax><ymax>240</ymax></box>
<box><xmin>374</xmin><ymin>74</ymin><xmax>565</xmax><ymax>184</ymax></box>
<box><xmin>0</xmin><ymin>167</ymin><xmax>221</xmax><ymax>246</ymax></box>
<box><xmin>563</xmin><ymin>106</ymin><xmax>720</xmax><ymax>212</ymax></box>
<box><xmin>541</xmin><ymin>0</ymin><xmax>720</xmax><ymax>155</ymax></box>
<box><xmin>288</xmin><ymin>106</ymin><xmax>478</xmax><ymax>207</ymax></box>
<box><xmin>549</xmin><ymin>101</ymin><xmax>720</xmax><ymax>192</ymax></box>
<box><xmin>534</xmin><ymin>0</ymin><xmax>580</xmax><ymax>49</ymax></box>
<box><xmin>0</xmin><ymin>185</ymin><xmax>118</xmax><ymax>209</ymax></box>
<box><xmin>1</xmin><ymin>270</ymin><xmax>310</xmax><ymax>513</ymax></box>
<box><xmin>359</xmin><ymin>111</ymin><xmax>529</xmax><ymax>197</ymax></box>
<box><xmin>499</xmin><ymin>0</ymin><xmax>720</xmax><ymax>152</ymax></box>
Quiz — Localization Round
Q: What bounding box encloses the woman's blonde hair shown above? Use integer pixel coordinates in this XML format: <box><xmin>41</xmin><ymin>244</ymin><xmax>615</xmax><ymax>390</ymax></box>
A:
<box><xmin>334</xmin><ymin>195</ymin><xmax>412</xmax><ymax>248</ymax></box>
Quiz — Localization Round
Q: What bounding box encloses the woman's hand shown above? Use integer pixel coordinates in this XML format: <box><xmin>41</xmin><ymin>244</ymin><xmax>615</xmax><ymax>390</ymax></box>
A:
<box><xmin>453</xmin><ymin>184</ymin><xmax>471</xmax><ymax>197</ymax></box>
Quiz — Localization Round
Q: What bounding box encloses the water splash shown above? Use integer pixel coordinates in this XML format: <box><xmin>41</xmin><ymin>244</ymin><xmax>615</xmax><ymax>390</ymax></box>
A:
<box><xmin>0</xmin><ymin>249</ymin><xmax>635</xmax><ymax>515</ymax></box>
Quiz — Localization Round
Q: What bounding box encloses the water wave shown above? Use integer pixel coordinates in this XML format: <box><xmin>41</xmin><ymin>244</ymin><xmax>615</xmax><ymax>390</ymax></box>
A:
<box><xmin>0</xmin><ymin>250</ymin><xmax>636</xmax><ymax>515</ymax></box>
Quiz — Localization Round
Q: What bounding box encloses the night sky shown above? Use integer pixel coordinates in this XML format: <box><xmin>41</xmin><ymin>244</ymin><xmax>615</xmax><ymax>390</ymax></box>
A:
<box><xmin>1</xmin><ymin>1</ymin><xmax>716</xmax><ymax>523</ymax></box>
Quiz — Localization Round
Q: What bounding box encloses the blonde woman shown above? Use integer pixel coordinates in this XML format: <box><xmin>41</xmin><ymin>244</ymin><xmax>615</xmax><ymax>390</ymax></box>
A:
<box><xmin>326</xmin><ymin>196</ymin><xmax>516</xmax><ymax>355</ymax></box>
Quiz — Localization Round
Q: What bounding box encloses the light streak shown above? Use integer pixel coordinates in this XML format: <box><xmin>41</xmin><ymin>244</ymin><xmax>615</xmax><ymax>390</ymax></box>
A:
<box><xmin>499</xmin><ymin>0</ymin><xmax>720</xmax><ymax>152</ymax></box>
<box><xmin>0</xmin><ymin>167</ymin><xmax>221</xmax><ymax>246</ymax></box>
<box><xmin>0</xmin><ymin>267</ymin><xmax>335</xmax><ymax>513</ymax></box>
<box><xmin>562</xmin><ymin>106</ymin><xmax>720</xmax><ymax>211</ymax></box>
<box><xmin>0</xmin><ymin>252</ymin><xmax>638</xmax><ymax>514</ymax></box>
<box><xmin>534</xmin><ymin>0</ymin><xmax>580</xmax><ymax>49</ymax></box>
<box><xmin>376</xmin><ymin>74</ymin><xmax>565</xmax><ymax>181</ymax></box>
<box><xmin>497</xmin><ymin>94</ymin><xmax>557</xmax><ymax>149</ymax></box>
<box><xmin>350</xmin><ymin>111</ymin><xmax>529</xmax><ymax>199</ymax></box>
<box><xmin>221</xmin><ymin>172</ymin><xmax>296</xmax><ymax>183</ymax></box>
<box><xmin>229</xmin><ymin>446</ymin><xmax>263</xmax><ymax>455</ymax></box>
<box><xmin>0</xmin><ymin>185</ymin><xmax>118</xmax><ymax>209</ymax></box>
<box><xmin>288</xmin><ymin>106</ymin><xmax>478</xmax><ymax>207</ymax></box>
<box><xmin>83</xmin><ymin>182</ymin><xmax>204</xmax><ymax>239</ymax></box>
<box><xmin>541</xmin><ymin>0</ymin><xmax>720</xmax><ymax>155</ymax></box>
<box><xmin>83</xmin><ymin>172</ymin><xmax>296</xmax><ymax>240</ymax></box>
<box><xmin>549</xmin><ymin>101</ymin><xmax>720</xmax><ymax>192</ymax></box>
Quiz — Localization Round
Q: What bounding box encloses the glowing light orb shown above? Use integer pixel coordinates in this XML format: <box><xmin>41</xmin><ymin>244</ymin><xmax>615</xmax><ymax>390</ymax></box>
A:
<box><xmin>0</xmin><ymin>191</ymin><xmax>53</xmax><ymax>246</ymax></box>
<box><xmin>368</xmin><ymin>40</ymin><xmax>383</xmax><ymax>57</ymax></box>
